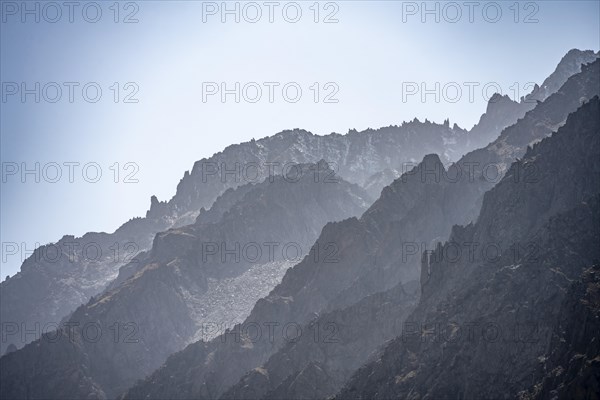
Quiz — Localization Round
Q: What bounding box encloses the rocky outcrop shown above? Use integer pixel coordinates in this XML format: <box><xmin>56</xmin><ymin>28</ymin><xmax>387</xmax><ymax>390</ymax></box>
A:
<box><xmin>0</xmin><ymin>211</ymin><xmax>175</xmax><ymax>356</ymax></box>
<box><xmin>119</xmin><ymin>58</ymin><xmax>600</xmax><ymax>400</ymax></box>
<box><xmin>525</xmin><ymin>49</ymin><xmax>600</xmax><ymax>103</ymax></box>
<box><xmin>221</xmin><ymin>280</ymin><xmax>420</xmax><ymax>400</ymax></box>
<box><xmin>0</xmin><ymin>162</ymin><xmax>372</xmax><ymax>399</ymax></box>
<box><xmin>467</xmin><ymin>49</ymin><xmax>599</xmax><ymax>150</ymax></box>
<box><xmin>336</xmin><ymin>97</ymin><xmax>600</xmax><ymax>399</ymax></box>
<box><xmin>518</xmin><ymin>265</ymin><xmax>600</xmax><ymax>400</ymax></box>
<box><xmin>3</xmin><ymin>50</ymin><xmax>595</xmax><ymax>358</ymax></box>
<box><xmin>0</xmin><ymin>108</ymin><xmax>463</xmax><ymax>357</ymax></box>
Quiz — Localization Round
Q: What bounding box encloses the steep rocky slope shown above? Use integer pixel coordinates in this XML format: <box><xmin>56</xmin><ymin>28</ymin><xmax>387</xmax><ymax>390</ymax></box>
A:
<box><xmin>219</xmin><ymin>56</ymin><xmax>593</xmax><ymax>398</ymax></box>
<box><xmin>2</xmin><ymin>50</ymin><xmax>595</xmax><ymax>357</ymax></box>
<box><xmin>526</xmin><ymin>49</ymin><xmax>599</xmax><ymax>103</ymax></box>
<box><xmin>0</xmin><ymin>110</ymin><xmax>463</xmax><ymax>357</ymax></box>
<box><xmin>121</xmin><ymin>56</ymin><xmax>600</xmax><ymax>400</ymax></box>
<box><xmin>221</xmin><ymin>280</ymin><xmax>420</xmax><ymax>400</ymax></box>
<box><xmin>433</xmin><ymin>49</ymin><xmax>598</xmax><ymax>153</ymax></box>
<box><xmin>0</xmin><ymin>162</ymin><xmax>371</xmax><ymax>399</ymax></box>
<box><xmin>519</xmin><ymin>264</ymin><xmax>600</xmax><ymax>400</ymax></box>
<box><xmin>336</xmin><ymin>96</ymin><xmax>600</xmax><ymax>399</ymax></box>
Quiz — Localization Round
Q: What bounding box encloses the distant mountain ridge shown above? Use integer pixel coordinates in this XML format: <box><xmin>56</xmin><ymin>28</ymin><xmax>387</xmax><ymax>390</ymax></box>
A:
<box><xmin>2</xmin><ymin>50</ymin><xmax>596</xmax><ymax>358</ymax></box>
<box><xmin>1</xmin><ymin>49</ymin><xmax>598</xmax><ymax>400</ymax></box>
<box><xmin>336</xmin><ymin>95</ymin><xmax>600</xmax><ymax>399</ymax></box>
<box><xmin>0</xmin><ymin>99</ymin><xmax>469</xmax><ymax>357</ymax></box>
<box><xmin>0</xmin><ymin>161</ymin><xmax>373</xmax><ymax>399</ymax></box>
<box><xmin>119</xmin><ymin>55</ymin><xmax>600</xmax><ymax>400</ymax></box>
<box><xmin>0</xmin><ymin>102</ymin><xmax>463</xmax><ymax>357</ymax></box>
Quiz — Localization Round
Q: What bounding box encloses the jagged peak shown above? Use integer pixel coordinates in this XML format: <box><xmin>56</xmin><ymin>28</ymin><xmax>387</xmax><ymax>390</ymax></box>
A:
<box><xmin>526</xmin><ymin>49</ymin><xmax>599</xmax><ymax>102</ymax></box>
<box><xmin>561</xmin><ymin>48</ymin><xmax>597</xmax><ymax>63</ymax></box>
<box><xmin>485</xmin><ymin>93</ymin><xmax>518</xmax><ymax>112</ymax></box>
<box><xmin>488</xmin><ymin>92</ymin><xmax>514</xmax><ymax>103</ymax></box>
<box><xmin>386</xmin><ymin>153</ymin><xmax>446</xmax><ymax>190</ymax></box>
<box><xmin>275</xmin><ymin>128</ymin><xmax>314</xmax><ymax>138</ymax></box>
<box><xmin>547</xmin><ymin>49</ymin><xmax>599</xmax><ymax>78</ymax></box>
<box><xmin>421</xmin><ymin>153</ymin><xmax>444</xmax><ymax>167</ymax></box>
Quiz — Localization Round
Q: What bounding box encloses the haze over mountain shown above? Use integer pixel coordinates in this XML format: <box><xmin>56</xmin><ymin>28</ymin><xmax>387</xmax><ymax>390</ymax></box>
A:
<box><xmin>0</xmin><ymin>108</ymin><xmax>462</xmax><ymax>356</ymax></box>
<box><xmin>336</xmin><ymin>95</ymin><xmax>600</xmax><ymax>400</ymax></box>
<box><xmin>118</xmin><ymin>55</ymin><xmax>599</xmax><ymax>400</ymax></box>
<box><xmin>0</xmin><ymin>162</ymin><xmax>373</xmax><ymax>398</ymax></box>
<box><xmin>2</xmin><ymin>49</ymin><xmax>596</xmax><ymax>359</ymax></box>
<box><xmin>1</xmin><ymin>49</ymin><xmax>599</xmax><ymax>400</ymax></box>
<box><xmin>0</xmin><ymin>102</ymin><xmax>464</xmax><ymax>356</ymax></box>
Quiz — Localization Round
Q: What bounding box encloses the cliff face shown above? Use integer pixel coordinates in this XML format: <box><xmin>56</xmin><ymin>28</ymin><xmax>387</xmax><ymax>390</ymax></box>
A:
<box><xmin>0</xmin><ymin>212</ymin><xmax>175</xmax><ymax>355</ymax></box>
<box><xmin>121</xmin><ymin>59</ymin><xmax>600</xmax><ymax>400</ymax></box>
<box><xmin>221</xmin><ymin>280</ymin><xmax>420</xmax><ymax>400</ymax></box>
<box><xmin>336</xmin><ymin>97</ymin><xmax>600</xmax><ymax>399</ymax></box>
<box><xmin>121</xmin><ymin>152</ymin><xmax>455</xmax><ymax>400</ymax></box>
<box><xmin>2</xmin><ymin>50</ymin><xmax>598</xmax><ymax>400</ymax></box>
<box><xmin>467</xmin><ymin>49</ymin><xmax>599</xmax><ymax>150</ymax></box>
<box><xmin>0</xmin><ymin>111</ymin><xmax>464</xmax><ymax>357</ymax></box>
<box><xmin>0</xmin><ymin>163</ymin><xmax>372</xmax><ymax>399</ymax></box>
<box><xmin>526</xmin><ymin>49</ymin><xmax>600</xmax><ymax>103</ymax></box>
<box><xmin>519</xmin><ymin>265</ymin><xmax>600</xmax><ymax>400</ymax></box>
<box><xmin>2</xmin><ymin>50</ymin><xmax>595</xmax><ymax>358</ymax></box>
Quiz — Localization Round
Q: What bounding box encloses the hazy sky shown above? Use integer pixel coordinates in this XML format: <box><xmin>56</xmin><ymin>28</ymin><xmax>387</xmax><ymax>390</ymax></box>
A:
<box><xmin>1</xmin><ymin>1</ymin><xmax>599</xmax><ymax>277</ymax></box>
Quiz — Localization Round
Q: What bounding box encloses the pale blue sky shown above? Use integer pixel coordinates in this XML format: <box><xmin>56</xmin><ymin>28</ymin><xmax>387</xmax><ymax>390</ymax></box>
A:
<box><xmin>1</xmin><ymin>1</ymin><xmax>599</xmax><ymax>277</ymax></box>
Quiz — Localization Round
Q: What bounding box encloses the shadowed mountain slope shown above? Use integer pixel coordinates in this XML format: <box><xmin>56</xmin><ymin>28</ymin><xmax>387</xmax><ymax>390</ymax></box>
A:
<box><xmin>121</xmin><ymin>58</ymin><xmax>600</xmax><ymax>400</ymax></box>
<box><xmin>336</xmin><ymin>96</ymin><xmax>600</xmax><ymax>399</ymax></box>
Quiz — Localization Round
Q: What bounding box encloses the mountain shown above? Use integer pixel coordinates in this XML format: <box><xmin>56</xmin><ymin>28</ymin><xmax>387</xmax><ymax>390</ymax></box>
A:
<box><xmin>121</xmin><ymin>152</ymin><xmax>455</xmax><ymax>400</ymax></box>
<box><xmin>1</xmin><ymin>50</ymin><xmax>597</xmax><ymax>399</ymax></box>
<box><xmin>2</xmin><ymin>50</ymin><xmax>595</xmax><ymax>357</ymax></box>
<box><xmin>0</xmin><ymin>209</ymin><xmax>177</xmax><ymax>356</ymax></box>
<box><xmin>0</xmin><ymin>162</ymin><xmax>372</xmax><ymax>399</ymax></box>
<box><xmin>519</xmin><ymin>264</ymin><xmax>600</xmax><ymax>399</ymax></box>
<box><xmin>120</xmin><ymin>57</ymin><xmax>600</xmax><ymax>400</ymax></box>
<box><xmin>336</xmin><ymin>96</ymin><xmax>600</xmax><ymax>399</ymax></box>
<box><xmin>526</xmin><ymin>49</ymin><xmax>600</xmax><ymax>103</ymax></box>
<box><xmin>220</xmin><ymin>280</ymin><xmax>420</xmax><ymax>400</ymax></box>
<box><xmin>0</xmin><ymin>109</ymin><xmax>465</xmax><ymax>356</ymax></box>
<box><xmin>226</xmin><ymin>61</ymin><xmax>600</xmax><ymax>399</ymax></box>
<box><xmin>466</xmin><ymin>93</ymin><xmax>531</xmax><ymax>150</ymax></box>
<box><xmin>466</xmin><ymin>49</ymin><xmax>599</xmax><ymax>150</ymax></box>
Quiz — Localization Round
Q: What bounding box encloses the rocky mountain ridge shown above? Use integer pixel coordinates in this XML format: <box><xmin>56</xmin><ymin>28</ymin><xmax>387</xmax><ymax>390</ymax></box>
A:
<box><xmin>336</xmin><ymin>96</ymin><xmax>600</xmax><ymax>399</ymax></box>
<box><xmin>119</xmin><ymin>55</ymin><xmax>600</xmax><ymax>400</ymax></box>
<box><xmin>0</xmin><ymin>162</ymin><xmax>372</xmax><ymax>399</ymax></box>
